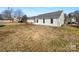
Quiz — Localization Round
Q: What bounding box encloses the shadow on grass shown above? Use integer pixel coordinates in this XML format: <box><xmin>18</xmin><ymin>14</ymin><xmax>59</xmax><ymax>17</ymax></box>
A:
<box><xmin>0</xmin><ymin>25</ymin><xmax>5</xmax><ymax>27</ymax></box>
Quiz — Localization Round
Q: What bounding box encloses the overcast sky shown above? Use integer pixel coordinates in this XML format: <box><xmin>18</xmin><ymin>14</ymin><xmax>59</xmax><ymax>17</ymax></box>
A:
<box><xmin>0</xmin><ymin>7</ymin><xmax>79</xmax><ymax>17</ymax></box>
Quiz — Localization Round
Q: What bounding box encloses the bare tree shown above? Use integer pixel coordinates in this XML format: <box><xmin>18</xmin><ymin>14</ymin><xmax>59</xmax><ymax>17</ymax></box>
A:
<box><xmin>21</xmin><ymin>15</ymin><xmax>27</xmax><ymax>22</ymax></box>
<box><xmin>2</xmin><ymin>7</ymin><xmax>13</xmax><ymax>20</ymax></box>
<box><xmin>14</xmin><ymin>9</ymin><xmax>24</xmax><ymax>21</ymax></box>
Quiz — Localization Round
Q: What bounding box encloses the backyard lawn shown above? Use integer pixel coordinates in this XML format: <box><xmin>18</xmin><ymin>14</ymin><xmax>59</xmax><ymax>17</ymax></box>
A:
<box><xmin>0</xmin><ymin>23</ymin><xmax>79</xmax><ymax>52</ymax></box>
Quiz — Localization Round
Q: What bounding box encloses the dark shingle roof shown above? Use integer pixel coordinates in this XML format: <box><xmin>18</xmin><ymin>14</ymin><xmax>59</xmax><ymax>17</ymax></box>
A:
<box><xmin>28</xmin><ymin>10</ymin><xmax>63</xmax><ymax>19</ymax></box>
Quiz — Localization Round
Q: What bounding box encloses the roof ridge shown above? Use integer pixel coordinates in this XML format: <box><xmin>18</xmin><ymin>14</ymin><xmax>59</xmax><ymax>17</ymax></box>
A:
<box><xmin>37</xmin><ymin>10</ymin><xmax>63</xmax><ymax>16</ymax></box>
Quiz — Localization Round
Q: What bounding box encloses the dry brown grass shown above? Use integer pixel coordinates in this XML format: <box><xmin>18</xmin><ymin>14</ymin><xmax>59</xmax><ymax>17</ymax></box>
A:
<box><xmin>0</xmin><ymin>23</ymin><xmax>79</xmax><ymax>52</ymax></box>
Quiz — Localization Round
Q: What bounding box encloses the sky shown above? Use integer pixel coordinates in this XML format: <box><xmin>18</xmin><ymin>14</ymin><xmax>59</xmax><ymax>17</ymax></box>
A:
<box><xmin>0</xmin><ymin>7</ymin><xmax>79</xmax><ymax>17</ymax></box>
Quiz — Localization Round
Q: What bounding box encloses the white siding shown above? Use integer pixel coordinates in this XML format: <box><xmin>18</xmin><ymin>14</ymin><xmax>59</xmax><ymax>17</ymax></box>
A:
<box><xmin>27</xmin><ymin>11</ymin><xmax>65</xmax><ymax>27</ymax></box>
<box><xmin>71</xmin><ymin>18</ymin><xmax>76</xmax><ymax>22</ymax></box>
<box><xmin>57</xmin><ymin>11</ymin><xmax>64</xmax><ymax>26</ymax></box>
<box><xmin>27</xmin><ymin>19</ymin><xmax>34</xmax><ymax>23</ymax></box>
<box><xmin>14</xmin><ymin>18</ymin><xmax>19</xmax><ymax>22</ymax></box>
<box><xmin>27</xmin><ymin>18</ymin><xmax>64</xmax><ymax>27</ymax></box>
<box><xmin>33</xmin><ymin>19</ymin><xmax>59</xmax><ymax>27</ymax></box>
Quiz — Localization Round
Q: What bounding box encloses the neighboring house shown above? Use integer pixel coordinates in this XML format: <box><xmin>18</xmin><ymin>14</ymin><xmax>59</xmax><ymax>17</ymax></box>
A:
<box><xmin>67</xmin><ymin>13</ymin><xmax>77</xmax><ymax>24</ymax></box>
<box><xmin>14</xmin><ymin>17</ymin><xmax>20</xmax><ymax>22</ymax></box>
<box><xmin>13</xmin><ymin>17</ymin><xmax>22</xmax><ymax>22</ymax></box>
<box><xmin>27</xmin><ymin>10</ymin><xmax>65</xmax><ymax>27</ymax></box>
<box><xmin>0</xmin><ymin>14</ymin><xmax>12</xmax><ymax>23</ymax></box>
<box><xmin>68</xmin><ymin>17</ymin><xmax>76</xmax><ymax>24</ymax></box>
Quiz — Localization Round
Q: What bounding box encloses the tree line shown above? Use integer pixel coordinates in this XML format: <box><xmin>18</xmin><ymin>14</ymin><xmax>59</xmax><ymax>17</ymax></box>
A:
<box><xmin>0</xmin><ymin>7</ymin><xmax>27</xmax><ymax>22</ymax></box>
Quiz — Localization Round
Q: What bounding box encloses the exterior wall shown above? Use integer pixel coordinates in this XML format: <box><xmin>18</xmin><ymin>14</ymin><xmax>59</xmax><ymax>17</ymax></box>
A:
<box><xmin>14</xmin><ymin>18</ymin><xmax>19</xmax><ymax>22</ymax></box>
<box><xmin>33</xmin><ymin>19</ymin><xmax>59</xmax><ymax>27</ymax></box>
<box><xmin>27</xmin><ymin>18</ymin><xmax>63</xmax><ymax>27</ymax></box>
<box><xmin>27</xmin><ymin>19</ymin><xmax>34</xmax><ymax>23</ymax></box>
<box><xmin>27</xmin><ymin>19</ymin><xmax>58</xmax><ymax>26</ymax></box>
<box><xmin>57</xmin><ymin>11</ymin><xmax>65</xmax><ymax>26</ymax></box>
<box><xmin>13</xmin><ymin>18</ymin><xmax>22</xmax><ymax>22</ymax></box>
<box><xmin>67</xmin><ymin>17</ymin><xmax>76</xmax><ymax>24</ymax></box>
<box><xmin>71</xmin><ymin>17</ymin><xmax>76</xmax><ymax>23</ymax></box>
<box><xmin>72</xmin><ymin>18</ymin><xmax>76</xmax><ymax>22</ymax></box>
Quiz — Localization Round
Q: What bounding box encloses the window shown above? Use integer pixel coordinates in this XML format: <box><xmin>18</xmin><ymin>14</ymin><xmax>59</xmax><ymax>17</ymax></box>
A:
<box><xmin>43</xmin><ymin>19</ymin><xmax>45</xmax><ymax>23</ymax></box>
<box><xmin>51</xmin><ymin>18</ymin><xmax>53</xmax><ymax>23</ymax></box>
<box><xmin>37</xmin><ymin>19</ymin><xmax>38</xmax><ymax>23</ymax></box>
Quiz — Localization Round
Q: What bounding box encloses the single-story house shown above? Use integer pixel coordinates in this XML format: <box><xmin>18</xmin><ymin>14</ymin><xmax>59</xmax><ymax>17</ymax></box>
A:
<box><xmin>68</xmin><ymin>17</ymin><xmax>76</xmax><ymax>24</ymax></box>
<box><xmin>27</xmin><ymin>10</ymin><xmax>65</xmax><ymax>27</ymax></box>
<box><xmin>13</xmin><ymin>17</ymin><xmax>22</xmax><ymax>22</ymax></box>
<box><xmin>66</xmin><ymin>13</ymin><xmax>77</xmax><ymax>24</ymax></box>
